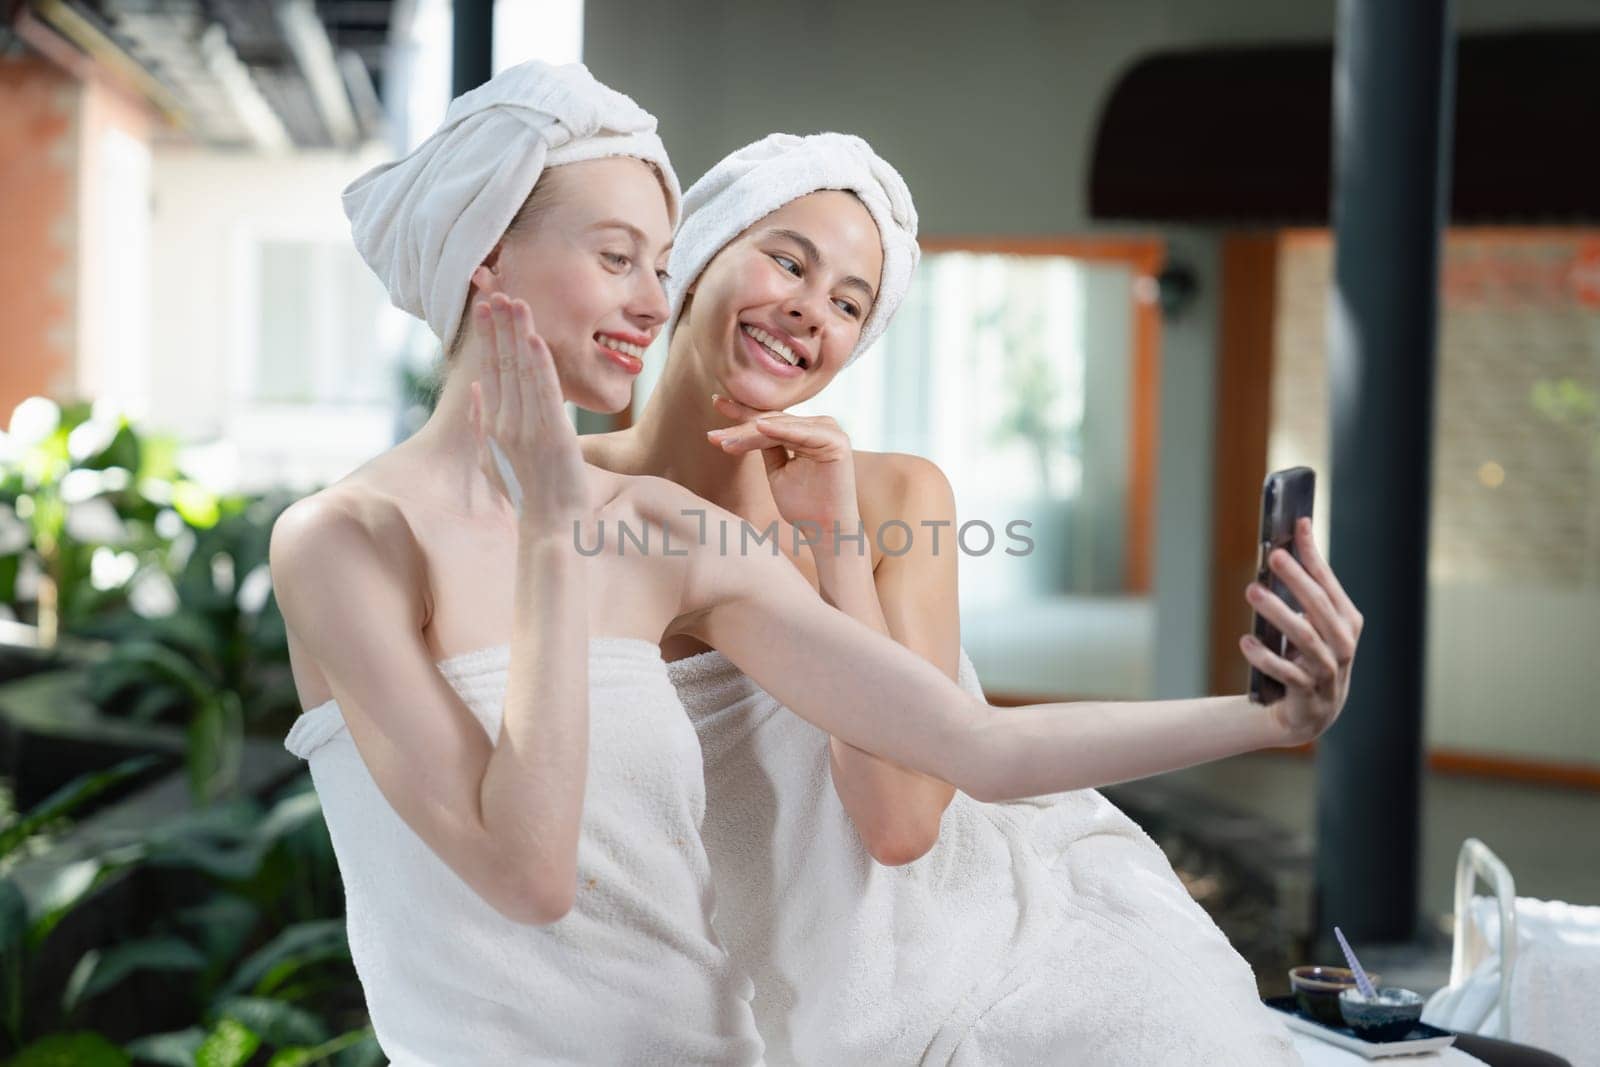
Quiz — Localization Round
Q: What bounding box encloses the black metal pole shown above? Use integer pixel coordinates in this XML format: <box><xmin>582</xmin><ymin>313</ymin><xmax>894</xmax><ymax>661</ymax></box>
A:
<box><xmin>451</xmin><ymin>0</ymin><xmax>494</xmax><ymax>98</ymax></box>
<box><xmin>1315</xmin><ymin>0</ymin><xmax>1455</xmax><ymax>945</ymax></box>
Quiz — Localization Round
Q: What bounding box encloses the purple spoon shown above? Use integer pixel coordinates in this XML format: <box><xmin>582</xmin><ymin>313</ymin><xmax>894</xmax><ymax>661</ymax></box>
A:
<box><xmin>1334</xmin><ymin>926</ymin><xmax>1379</xmax><ymax>1000</ymax></box>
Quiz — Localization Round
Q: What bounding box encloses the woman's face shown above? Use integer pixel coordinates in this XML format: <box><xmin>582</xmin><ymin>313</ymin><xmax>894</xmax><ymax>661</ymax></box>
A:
<box><xmin>484</xmin><ymin>157</ymin><xmax>673</xmax><ymax>414</ymax></box>
<box><xmin>682</xmin><ymin>191</ymin><xmax>884</xmax><ymax>411</ymax></box>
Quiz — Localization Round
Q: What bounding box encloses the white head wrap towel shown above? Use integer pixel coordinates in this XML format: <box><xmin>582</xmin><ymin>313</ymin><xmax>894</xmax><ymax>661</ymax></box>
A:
<box><xmin>343</xmin><ymin>60</ymin><xmax>681</xmax><ymax>350</ymax></box>
<box><xmin>667</xmin><ymin>132</ymin><xmax>919</xmax><ymax>365</ymax></box>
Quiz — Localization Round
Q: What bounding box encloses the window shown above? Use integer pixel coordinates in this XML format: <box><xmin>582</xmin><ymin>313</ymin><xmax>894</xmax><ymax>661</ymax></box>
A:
<box><xmin>793</xmin><ymin>246</ymin><xmax>1161</xmax><ymax>699</ymax></box>
<box><xmin>249</xmin><ymin>239</ymin><xmax>394</xmax><ymax>407</ymax></box>
<box><xmin>228</xmin><ymin>232</ymin><xmax>407</xmax><ymax>492</ymax></box>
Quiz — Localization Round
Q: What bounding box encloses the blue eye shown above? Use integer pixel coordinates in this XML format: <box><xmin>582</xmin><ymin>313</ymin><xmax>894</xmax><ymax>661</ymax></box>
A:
<box><xmin>834</xmin><ymin>299</ymin><xmax>861</xmax><ymax>319</ymax></box>
<box><xmin>772</xmin><ymin>254</ymin><xmax>801</xmax><ymax>276</ymax></box>
<box><xmin>603</xmin><ymin>252</ymin><xmax>631</xmax><ymax>269</ymax></box>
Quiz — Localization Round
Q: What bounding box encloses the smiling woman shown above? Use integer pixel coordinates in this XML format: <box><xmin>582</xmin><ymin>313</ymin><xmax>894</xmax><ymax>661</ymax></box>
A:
<box><xmin>578</xmin><ymin>131</ymin><xmax>1317</xmax><ymax>1065</ymax></box>
<box><xmin>685</xmin><ymin>195</ymin><xmax>883</xmax><ymax>392</ymax></box>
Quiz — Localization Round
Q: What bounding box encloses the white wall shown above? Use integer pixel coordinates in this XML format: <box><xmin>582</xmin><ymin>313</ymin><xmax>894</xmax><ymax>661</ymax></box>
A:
<box><xmin>1426</xmin><ymin>586</ymin><xmax>1600</xmax><ymax>763</ymax></box>
<box><xmin>585</xmin><ymin>0</ymin><xmax>1600</xmax><ymax>236</ymax></box>
<box><xmin>147</xmin><ymin>145</ymin><xmax>408</xmax><ymax>491</ymax></box>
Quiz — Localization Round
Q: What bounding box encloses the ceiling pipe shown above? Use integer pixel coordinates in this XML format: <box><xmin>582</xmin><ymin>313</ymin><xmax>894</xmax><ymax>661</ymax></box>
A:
<box><xmin>275</xmin><ymin>0</ymin><xmax>360</xmax><ymax>148</ymax></box>
<box><xmin>198</xmin><ymin>21</ymin><xmax>292</xmax><ymax>153</ymax></box>
<box><xmin>337</xmin><ymin>46</ymin><xmax>383</xmax><ymax>143</ymax></box>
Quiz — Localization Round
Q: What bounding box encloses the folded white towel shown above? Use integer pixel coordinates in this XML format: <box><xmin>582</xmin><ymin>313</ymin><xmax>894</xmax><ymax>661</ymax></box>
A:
<box><xmin>668</xmin><ymin>647</ymin><xmax>1300</xmax><ymax>1066</ymax></box>
<box><xmin>665</xmin><ymin>132</ymin><xmax>918</xmax><ymax>365</ymax></box>
<box><xmin>1425</xmin><ymin>894</ymin><xmax>1600</xmax><ymax>1066</ymax></box>
<box><xmin>285</xmin><ymin>638</ymin><xmax>763</xmax><ymax>1065</ymax></box>
<box><xmin>342</xmin><ymin>60</ymin><xmax>681</xmax><ymax>350</ymax></box>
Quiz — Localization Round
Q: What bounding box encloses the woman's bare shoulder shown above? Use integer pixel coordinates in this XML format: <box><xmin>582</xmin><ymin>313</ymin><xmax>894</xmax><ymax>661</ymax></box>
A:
<box><xmin>603</xmin><ymin>471</ymin><xmax>728</xmax><ymax>531</ymax></box>
<box><xmin>577</xmin><ymin>429</ymin><xmax>641</xmax><ymax>475</ymax></box>
<box><xmin>269</xmin><ymin>480</ymin><xmax>424</xmax><ymax>604</ymax></box>
<box><xmin>854</xmin><ymin>451</ymin><xmax>957</xmax><ymax>524</ymax></box>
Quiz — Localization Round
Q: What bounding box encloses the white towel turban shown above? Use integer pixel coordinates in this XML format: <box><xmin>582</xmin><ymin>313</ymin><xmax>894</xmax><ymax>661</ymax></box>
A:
<box><xmin>666</xmin><ymin>132</ymin><xmax>919</xmax><ymax>366</ymax></box>
<box><xmin>343</xmin><ymin>60</ymin><xmax>681</xmax><ymax>351</ymax></box>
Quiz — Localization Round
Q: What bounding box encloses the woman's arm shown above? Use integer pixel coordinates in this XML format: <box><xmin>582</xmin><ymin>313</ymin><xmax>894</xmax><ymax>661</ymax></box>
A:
<box><xmin>706</xmin><ymin>399</ymin><xmax>960</xmax><ymax>864</ymax></box>
<box><xmin>811</xmin><ymin>454</ymin><xmax>960</xmax><ymax>865</ymax></box>
<box><xmin>272</xmin><ymin>500</ymin><xmax>589</xmax><ymax>925</ymax></box>
<box><xmin>272</xmin><ymin>295</ymin><xmax>595</xmax><ymax>926</ymax></box>
<box><xmin>663</xmin><ymin>484</ymin><xmax>1358</xmax><ymax>801</ymax></box>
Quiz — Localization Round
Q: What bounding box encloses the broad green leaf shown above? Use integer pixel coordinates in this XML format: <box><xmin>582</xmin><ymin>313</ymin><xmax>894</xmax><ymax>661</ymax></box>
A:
<box><xmin>0</xmin><ymin>755</ymin><xmax>159</xmax><ymax>861</ymax></box>
<box><xmin>254</xmin><ymin>792</ymin><xmax>322</xmax><ymax>845</ymax></box>
<box><xmin>1</xmin><ymin>878</ymin><xmax>24</xmax><ymax>1045</ymax></box>
<box><xmin>122</xmin><ymin>685</ymin><xmax>186</xmax><ymax>724</ymax></box>
<box><xmin>95</xmin><ymin>642</ymin><xmax>214</xmax><ymax>704</ymax></box>
<box><xmin>143</xmin><ymin>800</ymin><xmax>259</xmax><ymax>845</ymax></box>
<box><xmin>264</xmin><ymin>1026</ymin><xmax>376</xmax><ymax>1067</ymax></box>
<box><xmin>251</xmin><ymin>940</ymin><xmax>352</xmax><ymax>998</ymax></box>
<box><xmin>8</xmin><ymin>1032</ymin><xmax>131</xmax><ymax>1066</ymax></box>
<box><xmin>333</xmin><ymin>1032</ymin><xmax>384</xmax><ymax>1067</ymax></box>
<box><xmin>174</xmin><ymin>893</ymin><xmax>261</xmax><ymax>982</ymax></box>
<box><xmin>194</xmin><ymin>1017</ymin><xmax>259</xmax><ymax>1067</ymax></box>
<box><xmin>86</xmin><ymin>424</ymin><xmax>141</xmax><ymax>474</ymax></box>
<box><xmin>123</xmin><ymin>1026</ymin><xmax>205</xmax><ymax>1066</ymax></box>
<box><xmin>0</xmin><ymin>554</ymin><xmax>18</xmax><ymax>603</ymax></box>
<box><xmin>27</xmin><ymin>845</ymin><xmax>142</xmax><ymax>949</ymax></box>
<box><xmin>61</xmin><ymin>936</ymin><xmax>207</xmax><ymax>1014</ymax></box>
<box><xmin>145</xmin><ymin>837</ymin><xmax>266</xmax><ymax>883</ymax></box>
<box><xmin>213</xmin><ymin>996</ymin><xmax>327</xmax><ymax>1049</ymax></box>
<box><xmin>186</xmin><ymin>693</ymin><xmax>244</xmax><ymax>805</ymax></box>
<box><xmin>223</xmin><ymin>921</ymin><xmax>346</xmax><ymax>998</ymax></box>
<box><xmin>171</xmin><ymin>482</ymin><xmax>219</xmax><ymax>530</ymax></box>
<box><xmin>137</xmin><ymin>437</ymin><xmax>179</xmax><ymax>483</ymax></box>
<box><xmin>0</xmin><ymin>878</ymin><xmax>25</xmax><ymax>959</ymax></box>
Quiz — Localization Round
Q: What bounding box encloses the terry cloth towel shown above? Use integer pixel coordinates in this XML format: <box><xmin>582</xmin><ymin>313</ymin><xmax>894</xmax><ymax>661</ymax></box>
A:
<box><xmin>284</xmin><ymin>637</ymin><xmax>764</xmax><ymax>1066</ymax></box>
<box><xmin>666</xmin><ymin>647</ymin><xmax>1301</xmax><ymax>1067</ymax></box>
<box><xmin>342</xmin><ymin>60</ymin><xmax>681</xmax><ymax>351</ymax></box>
<box><xmin>1424</xmin><ymin>895</ymin><xmax>1600</xmax><ymax>1067</ymax></box>
<box><xmin>665</xmin><ymin>132</ymin><xmax>918</xmax><ymax>365</ymax></box>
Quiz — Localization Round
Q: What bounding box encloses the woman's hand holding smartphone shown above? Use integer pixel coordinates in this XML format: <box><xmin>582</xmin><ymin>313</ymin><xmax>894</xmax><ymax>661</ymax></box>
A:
<box><xmin>1241</xmin><ymin>468</ymin><xmax>1364</xmax><ymax>746</ymax></box>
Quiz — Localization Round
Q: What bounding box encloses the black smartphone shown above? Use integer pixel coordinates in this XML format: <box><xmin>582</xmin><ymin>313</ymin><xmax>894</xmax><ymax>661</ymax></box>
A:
<box><xmin>1248</xmin><ymin>466</ymin><xmax>1316</xmax><ymax>705</ymax></box>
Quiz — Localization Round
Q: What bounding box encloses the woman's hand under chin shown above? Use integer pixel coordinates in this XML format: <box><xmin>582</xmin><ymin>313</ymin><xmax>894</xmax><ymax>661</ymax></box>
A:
<box><xmin>1239</xmin><ymin>517</ymin><xmax>1364</xmax><ymax>746</ymax></box>
<box><xmin>705</xmin><ymin>393</ymin><xmax>863</xmax><ymax>539</ymax></box>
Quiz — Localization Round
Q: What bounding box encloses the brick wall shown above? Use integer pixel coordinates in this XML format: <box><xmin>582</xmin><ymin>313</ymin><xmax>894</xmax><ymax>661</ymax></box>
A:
<box><xmin>0</xmin><ymin>56</ymin><xmax>79</xmax><ymax>420</ymax></box>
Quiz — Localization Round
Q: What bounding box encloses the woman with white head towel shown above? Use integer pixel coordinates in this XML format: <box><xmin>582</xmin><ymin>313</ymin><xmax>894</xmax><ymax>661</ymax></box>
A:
<box><xmin>272</xmin><ymin>62</ymin><xmax>1360</xmax><ymax>1062</ymax></box>
<box><xmin>582</xmin><ymin>132</ymin><xmax>1348</xmax><ymax>1064</ymax></box>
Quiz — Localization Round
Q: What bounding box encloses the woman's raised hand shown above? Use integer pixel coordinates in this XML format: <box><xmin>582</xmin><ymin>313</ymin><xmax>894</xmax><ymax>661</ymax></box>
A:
<box><xmin>467</xmin><ymin>287</ymin><xmax>591</xmax><ymax>541</ymax></box>
<box><xmin>705</xmin><ymin>393</ymin><xmax>861</xmax><ymax>536</ymax></box>
<box><xmin>1239</xmin><ymin>517</ymin><xmax>1364</xmax><ymax>745</ymax></box>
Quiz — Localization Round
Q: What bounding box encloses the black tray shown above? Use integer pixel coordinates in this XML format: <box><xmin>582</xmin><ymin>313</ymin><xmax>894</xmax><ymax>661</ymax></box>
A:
<box><xmin>1264</xmin><ymin>995</ymin><xmax>1458</xmax><ymax>1048</ymax></box>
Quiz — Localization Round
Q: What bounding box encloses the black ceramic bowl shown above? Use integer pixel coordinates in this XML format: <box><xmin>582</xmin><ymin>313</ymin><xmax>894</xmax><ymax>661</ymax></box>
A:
<box><xmin>1288</xmin><ymin>966</ymin><xmax>1379</xmax><ymax>1026</ymax></box>
<box><xmin>1339</xmin><ymin>987</ymin><xmax>1426</xmax><ymax>1041</ymax></box>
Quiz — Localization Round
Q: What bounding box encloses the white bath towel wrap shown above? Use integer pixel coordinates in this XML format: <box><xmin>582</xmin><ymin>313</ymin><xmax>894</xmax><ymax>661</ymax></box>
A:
<box><xmin>667</xmin><ymin>647</ymin><xmax>1302</xmax><ymax>1066</ymax></box>
<box><xmin>285</xmin><ymin>638</ymin><xmax>764</xmax><ymax>1065</ymax></box>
